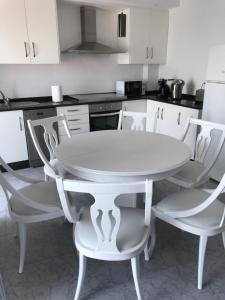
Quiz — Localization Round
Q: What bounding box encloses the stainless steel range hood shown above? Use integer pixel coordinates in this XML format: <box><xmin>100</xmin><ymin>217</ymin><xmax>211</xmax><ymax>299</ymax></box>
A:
<box><xmin>63</xmin><ymin>6</ymin><xmax>122</xmax><ymax>54</ymax></box>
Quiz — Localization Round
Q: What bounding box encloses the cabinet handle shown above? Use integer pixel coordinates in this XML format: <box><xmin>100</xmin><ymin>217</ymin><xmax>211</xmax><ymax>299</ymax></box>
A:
<box><xmin>67</xmin><ymin>109</ymin><xmax>80</xmax><ymax>112</ymax></box>
<box><xmin>70</xmin><ymin>128</ymin><xmax>81</xmax><ymax>131</ymax></box>
<box><xmin>32</xmin><ymin>42</ymin><xmax>36</xmax><ymax>57</ymax></box>
<box><xmin>24</xmin><ymin>42</ymin><xmax>29</xmax><ymax>58</ymax></box>
<box><xmin>157</xmin><ymin>107</ymin><xmax>160</xmax><ymax>119</ymax></box>
<box><xmin>151</xmin><ymin>47</ymin><xmax>154</xmax><ymax>59</ymax></box>
<box><xmin>19</xmin><ymin>117</ymin><xmax>23</xmax><ymax>131</ymax></box>
<box><xmin>161</xmin><ymin>108</ymin><xmax>164</xmax><ymax>120</ymax></box>
<box><xmin>69</xmin><ymin>118</ymin><xmax>80</xmax><ymax>122</ymax></box>
<box><xmin>177</xmin><ymin>112</ymin><xmax>181</xmax><ymax>125</ymax></box>
<box><xmin>146</xmin><ymin>47</ymin><xmax>149</xmax><ymax>59</ymax></box>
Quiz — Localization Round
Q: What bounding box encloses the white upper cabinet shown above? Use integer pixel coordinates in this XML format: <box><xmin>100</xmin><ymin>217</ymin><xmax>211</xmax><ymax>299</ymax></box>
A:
<box><xmin>148</xmin><ymin>10</ymin><xmax>169</xmax><ymax>65</ymax></box>
<box><xmin>117</xmin><ymin>8</ymin><xmax>169</xmax><ymax>65</ymax></box>
<box><xmin>25</xmin><ymin>0</ymin><xmax>60</xmax><ymax>64</ymax></box>
<box><xmin>0</xmin><ymin>0</ymin><xmax>30</xmax><ymax>64</ymax></box>
<box><xmin>0</xmin><ymin>0</ymin><xmax>60</xmax><ymax>64</ymax></box>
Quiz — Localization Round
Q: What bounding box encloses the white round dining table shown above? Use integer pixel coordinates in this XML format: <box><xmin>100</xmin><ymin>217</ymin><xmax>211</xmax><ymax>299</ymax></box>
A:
<box><xmin>55</xmin><ymin>130</ymin><xmax>191</xmax><ymax>182</ymax></box>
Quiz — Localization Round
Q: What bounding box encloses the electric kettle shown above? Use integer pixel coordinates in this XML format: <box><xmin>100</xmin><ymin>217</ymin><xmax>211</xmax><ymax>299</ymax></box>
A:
<box><xmin>169</xmin><ymin>79</ymin><xmax>185</xmax><ymax>100</ymax></box>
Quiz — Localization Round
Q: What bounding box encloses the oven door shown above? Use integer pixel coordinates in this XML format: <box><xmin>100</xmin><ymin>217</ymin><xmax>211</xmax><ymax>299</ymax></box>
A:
<box><xmin>89</xmin><ymin>111</ymin><xmax>120</xmax><ymax>131</ymax></box>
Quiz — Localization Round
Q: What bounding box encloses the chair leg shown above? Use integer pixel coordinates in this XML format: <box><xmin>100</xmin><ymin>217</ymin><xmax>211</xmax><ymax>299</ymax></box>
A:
<box><xmin>131</xmin><ymin>256</ymin><xmax>142</xmax><ymax>300</ymax></box>
<box><xmin>74</xmin><ymin>254</ymin><xmax>87</xmax><ymax>300</ymax></box>
<box><xmin>222</xmin><ymin>232</ymin><xmax>225</xmax><ymax>249</ymax></box>
<box><xmin>18</xmin><ymin>223</ymin><xmax>27</xmax><ymax>274</ymax></box>
<box><xmin>144</xmin><ymin>216</ymin><xmax>156</xmax><ymax>261</ymax></box>
<box><xmin>198</xmin><ymin>235</ymin><xmax>208</xmax><ymax>290</ymax></box>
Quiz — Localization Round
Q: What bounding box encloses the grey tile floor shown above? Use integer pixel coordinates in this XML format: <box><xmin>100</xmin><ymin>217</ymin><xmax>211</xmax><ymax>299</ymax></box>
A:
<box><xmin>0</xmin><ymin>167</ymin><xmax>225</xmax><ymax>300</ymax></box>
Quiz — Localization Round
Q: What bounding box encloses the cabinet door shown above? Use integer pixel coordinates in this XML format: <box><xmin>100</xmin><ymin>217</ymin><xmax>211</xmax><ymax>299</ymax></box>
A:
<box><xmin>129</xmin><ymin>8</ymin><xmax>150</xmax><ymax>64</ymax></box>
<box><xmin>0</xmin><ymin>111</ymin><xmax>28</xmax><ymax>163</ymax></box>
<box><xmin>25</xmin><ymin>0</ymin><xmax>60</xmax><ymax>64</ymax></box>
<box><xmin>122</xmin><ymin>100</ymin><xmax>147</xmax><ymax>130</ymax></box>
<box><xmin>148</xmin><ymin>10</ymin><xmax>169</xmax><ymax>65</ymax></box>
<box><xmin>0</xmin><ymin>0</ymin><xmax>30</xmax><ymax>64</ymax></box>
<box><xmin>147</xmin><ymin>100</ymin><xmax>163</xmax><ymax>133</ymax></box>
<box><xmin>174</xmin><ymin>106</ymin><xmax>199</xmax><ymax>156</ymax></box>
<box><xmin>148</xmin><ymin>100</ymin><xmax>199</xmax><ymax>156</ymax></box>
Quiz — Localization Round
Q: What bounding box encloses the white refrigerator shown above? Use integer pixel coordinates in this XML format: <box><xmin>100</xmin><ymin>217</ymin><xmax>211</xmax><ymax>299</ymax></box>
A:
<box><xmin>202</xmin><ymin>44</ymin><xmax>225</xmax><ymax>181</ymax></box>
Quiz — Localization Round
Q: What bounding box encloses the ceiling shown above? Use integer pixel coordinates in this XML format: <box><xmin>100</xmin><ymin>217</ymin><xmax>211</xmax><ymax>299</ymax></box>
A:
<box><xmin>60</xmin><ymin>0</ymin><xmax>180</xmax><ymax>10</ymax></box>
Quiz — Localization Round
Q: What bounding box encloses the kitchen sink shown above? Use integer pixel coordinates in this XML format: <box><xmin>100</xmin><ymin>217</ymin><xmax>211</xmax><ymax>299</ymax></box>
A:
<box><xmin>9</xmin><ymin>101</ymin><xmax>40</xmax><ymax>107</ymax></box>
<box><xmin>0</xmin><ymin>101</ymin><xmax>41</xmax><ymax>109</ymax></box>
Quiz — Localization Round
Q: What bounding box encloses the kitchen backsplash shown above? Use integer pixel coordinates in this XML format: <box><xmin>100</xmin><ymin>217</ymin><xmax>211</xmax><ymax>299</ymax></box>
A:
<box><xmin>0</xmin><ymin>55</ymin><xmax>159</xmax><ymax>98</ymax></box>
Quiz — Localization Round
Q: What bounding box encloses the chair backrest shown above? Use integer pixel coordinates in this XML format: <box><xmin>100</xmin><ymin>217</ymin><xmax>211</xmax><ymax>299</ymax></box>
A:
<box><xmin>165</xmin><ymin>172</ymin><xmax>225</xmax><ymax>231</ymax></box>
<box><xmin>0</xmin><ymin>156</ymin><xmax>61</xmax><ymax>220</ymax></box>
<box><xmin>56</xmin><ymin>177</ymin><xmax>153</xmax><ymax>254</ymax></box>
<box><xmin>27</xmin><ymin>114</ymin><xmax>71</xmax><ymax>166</ymax></box>
<box><xmin>181</xmin><ymin>118</ymin><xmax>225</xmax><ymax>182</ymax></box>
<box><xmin>117</xmin><ymin>110</ymin><xmax>157</xmax><ymax>132</ymax></box>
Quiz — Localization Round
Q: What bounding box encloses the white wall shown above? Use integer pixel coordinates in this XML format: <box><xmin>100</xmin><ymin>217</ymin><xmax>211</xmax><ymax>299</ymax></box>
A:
<box><xmin>0</xmin><ymin>2</ymin><xmax>158</xmax><ymax>99</ymax></box>
<box><xmin>159</xmin><ymin>0</ymin><xmax>225</xmax><ymax>95</ymax></box>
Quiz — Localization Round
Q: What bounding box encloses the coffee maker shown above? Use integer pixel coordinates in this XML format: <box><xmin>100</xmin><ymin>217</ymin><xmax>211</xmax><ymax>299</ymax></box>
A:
<box><xmin>158</xmin><ymin>79</ymin><xmax>171</xmax><ymax>98</ymax></box>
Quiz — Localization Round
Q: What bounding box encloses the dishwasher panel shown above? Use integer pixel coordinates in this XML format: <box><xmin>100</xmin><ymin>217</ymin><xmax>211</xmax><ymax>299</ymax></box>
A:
<box><xmin>23</xmin><ymin>108</ymin><xmax>58</xmax><ymax>167</ymax></box>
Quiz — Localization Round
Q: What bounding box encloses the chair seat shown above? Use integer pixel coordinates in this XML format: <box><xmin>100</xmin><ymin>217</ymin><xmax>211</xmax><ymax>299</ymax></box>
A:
<box><xmin>75</xmin><ymin>207</ymin><xmax>149</xmax><ymax>257</ymax></box>
<box><xmin>168</xmin><ymin>160</ymin><xmax>206</xmax><ymax>188</ymax></box>
<box><xmin>9</xmin><ymin>181</ymin><xmax>62</xmax><ymax>216</ymax></box>
<box><xmin>153</xmin><ymin>189</ymin><xmax>225</xmax><ymax>235</ymax></box>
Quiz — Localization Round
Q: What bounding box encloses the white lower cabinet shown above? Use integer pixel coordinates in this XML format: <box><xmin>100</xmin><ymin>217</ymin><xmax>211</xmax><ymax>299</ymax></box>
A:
<box><xmin>122</xmin><ymin>100</ymin><xmax>147</xmax><ymax>130</ymax></box>
<box><xmin>0</xmin><ymin>110</ymin><xmax>28</xmax><ymax>163</ymax></box>
<box><xmin>57</xmin><ymin>105</ymin><xmax>90</xmax><ymax>142</ymax></box>
<box><xmin>147</xmin><ymin>99</ymin><xmax>200</xmax><ymax>155</ymax></box>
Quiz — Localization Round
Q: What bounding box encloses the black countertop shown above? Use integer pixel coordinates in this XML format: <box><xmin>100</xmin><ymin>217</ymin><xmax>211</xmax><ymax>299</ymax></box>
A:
<box><xmin>146</xmin><ymin>94</ymin><xmax>203</xmax><ymax>110</ymax></box>
<box><xmin>0</xmin><ymin>92</ymin><xmax>203</xmax><ymax>112</ymax></box>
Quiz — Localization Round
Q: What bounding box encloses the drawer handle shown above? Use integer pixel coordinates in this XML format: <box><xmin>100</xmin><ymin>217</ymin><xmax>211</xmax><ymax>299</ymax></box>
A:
<box><xmin>67</xmin><ymin>109</ymin><xmax>80</xmax><ymax>112</ymax></box>
<box><xmin>69</xmin><ymin>119</ymin><xmax>80</xmax><ymax>122</ymax></box>
<box><xmin>71</xmin><ymin>128</ymin><xmax>81</xmax><ymax>131</ymax></box>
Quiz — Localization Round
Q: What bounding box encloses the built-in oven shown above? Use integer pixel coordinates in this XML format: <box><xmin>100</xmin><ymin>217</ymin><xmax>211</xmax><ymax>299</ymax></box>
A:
<box><xmin>89</xmin><ymin>101</ymin><xmax>122</xmax><ymax>131</ymax></box>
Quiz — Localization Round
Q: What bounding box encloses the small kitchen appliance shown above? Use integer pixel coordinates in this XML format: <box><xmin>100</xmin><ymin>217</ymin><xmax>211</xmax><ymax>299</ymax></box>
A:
<box><xmin>116</xmin><ymin>81</ymin><xmax>143</xmax><ymax>97</ymax></box>
<box><xmin>158</xmin><ymin>79</ymin><xmax>171</xmax><ymax>98</ymax></box>
<box><xmin>169</xmin><ymin>79</ymin><xmax>185</xmax><ymax>100</ymax></box>
<box><xmin>195</xmin><ymin>82</ymin><xmax>205</xmax><ymax>102</ymax></box>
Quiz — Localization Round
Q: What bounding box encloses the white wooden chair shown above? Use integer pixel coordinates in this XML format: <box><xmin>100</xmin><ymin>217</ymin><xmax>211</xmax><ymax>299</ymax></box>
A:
<box><xmin>27</xmin><ymin>115</ymin><xmax>71</xmax><ymax>180</ymax></box>
<box><xmin>56</xmin><ymin>177</ymin><xmax>153</xmax><ymax>300</ymax></box>
<box><xmin>0</xmin><ymin>156</ymin><xmax>64</xmax><ymax>273</ymax></box>
<box><xmin>147</xmin><ymin>174</ymin><xmax>225</xmax><ymax>290</ymax></box>
<box><xmin>168</xmin><ymin>118</ymin><xmax>225</xmax><ymax>188</ymax></box>
<box><xmin>117</xmin><ymin>110</ymin><xmax>157</xmax><ymax>132</ymax></box>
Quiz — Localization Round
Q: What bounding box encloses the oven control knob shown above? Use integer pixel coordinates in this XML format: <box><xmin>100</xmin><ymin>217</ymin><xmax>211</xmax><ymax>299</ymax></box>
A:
<box><xmin>100</xmin><ymin>106</ymin><xmax>103</xmax><ymax>110</ymax></box>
